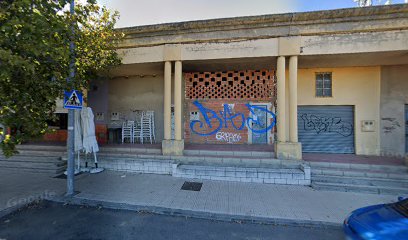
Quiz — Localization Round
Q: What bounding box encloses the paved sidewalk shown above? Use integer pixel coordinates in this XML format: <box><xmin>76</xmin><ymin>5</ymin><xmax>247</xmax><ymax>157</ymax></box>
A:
<box><xmin>0</xmin><ymin>169</ymin><xmax>399</xmax><ymax>226</ymax></box>
<box><xmin>0</xmin><ymin>169</ymin><xmax>66</xmax><ymax>216</ymax></box>
<box><xmin>70</xmin><ymin>171</ymin><xmax>398</xmax><ymax>226</ymax></box>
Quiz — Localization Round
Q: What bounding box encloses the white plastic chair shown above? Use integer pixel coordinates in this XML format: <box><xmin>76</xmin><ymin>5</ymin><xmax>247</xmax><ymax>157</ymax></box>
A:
<box><xmin>132</xmin><ymin>121</ymin><xmax>142</xmax><ymax>143</ymax></box>
<box><xmin>121</xmin><ymin>121</ymin><xmax>134</xmax><ymax>143</ymax></box>
<box><xmin>140</xmin><ymin>111</ymin><xmax>156</xmax><ymax>144</ymax></box>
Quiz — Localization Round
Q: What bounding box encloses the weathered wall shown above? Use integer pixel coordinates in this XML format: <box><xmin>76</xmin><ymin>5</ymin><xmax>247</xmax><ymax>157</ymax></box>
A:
<box><xmin>108</xmin><ymin>75</ymin><xmax>164</xmax><ymax>141</ymax></box>
<box><xmin>380</xmin><ymin>65</ymin><xmax>408</xmax><ymax>157</ymax></box>
<box><xmin>298</xmin><ymin>66</ymin><xmax>381</xmax><ymax>155</ymax></box>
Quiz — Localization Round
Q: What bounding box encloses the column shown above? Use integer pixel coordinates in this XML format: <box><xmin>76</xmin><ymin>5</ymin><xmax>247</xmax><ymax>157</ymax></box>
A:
<box><xmin>174</xmin><ymin>61</ymin><xmax>182</xmax><ymax>141</ymax></box>
<box><xmin>289</xmin><ymin>56</ymin><xmax>298</xmax><ymax>142</ymax></box>
<box><xmin>163</xmin><ymin>61</ymin><xmax>172</xmax><ymax>140</ymax></box>
<box><xmin>276</xmin><ymin>56</ymin><xmax>287</xmax><ymax>143</ymax></box>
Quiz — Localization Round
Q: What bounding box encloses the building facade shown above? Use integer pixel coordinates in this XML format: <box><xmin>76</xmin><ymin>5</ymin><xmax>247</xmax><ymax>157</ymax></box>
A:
<box><xmin>79</xmin><ymin>5</ymin><xmax>408</xmax><ymax>160</ymax></box>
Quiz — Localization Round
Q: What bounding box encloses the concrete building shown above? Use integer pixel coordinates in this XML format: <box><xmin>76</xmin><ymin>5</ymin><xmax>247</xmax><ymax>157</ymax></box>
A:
<box><xmin>52</xmin><ymin>4</ymin><xmax>408</xmax><ymax>162</ymax></box>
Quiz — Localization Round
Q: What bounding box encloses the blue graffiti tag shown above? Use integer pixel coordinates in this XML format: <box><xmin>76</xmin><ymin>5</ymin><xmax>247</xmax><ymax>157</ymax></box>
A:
<box><xmin>190</xmin><ymin>100</ymin><xmax>276</xmax><ymax>136</ymax></box>
<box><xmin>190</xmin><ymin>101</ymin><xmax>223</xmax><ymax>136</ymax></box>
<box><xmin>221</xmin><ymin>104</ymin><xmax>245</xmax><ymax>130</ymax></box>
<box><xmin>246</xmin><ymin>104</ymin><xmax>276</xmax><ymax>134</ymax></box>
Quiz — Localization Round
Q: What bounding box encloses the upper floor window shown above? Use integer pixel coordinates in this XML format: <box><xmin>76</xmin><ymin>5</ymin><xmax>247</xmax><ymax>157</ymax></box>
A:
<box><xmin>316</xmin><ymin>72</ymin><xmax>332</xmax><ymax>97</ymax></box>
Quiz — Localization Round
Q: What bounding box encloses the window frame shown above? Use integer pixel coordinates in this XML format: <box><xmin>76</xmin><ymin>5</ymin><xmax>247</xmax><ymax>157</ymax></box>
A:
<box><xmin>315</xmin><ymin>72</ymin><xmax>333</xmax><ymax>98</ymax></box>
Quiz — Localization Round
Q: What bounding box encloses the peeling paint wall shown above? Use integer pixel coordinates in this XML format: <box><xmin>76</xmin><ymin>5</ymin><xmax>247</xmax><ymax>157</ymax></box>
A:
<box><xmin>380</xmin><ymin>65</ymin><xmax>408</xmax><ymax>157</ymax></box>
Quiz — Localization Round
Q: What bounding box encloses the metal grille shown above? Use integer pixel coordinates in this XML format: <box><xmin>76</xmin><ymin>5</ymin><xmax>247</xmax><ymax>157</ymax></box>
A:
<box><xmin>181</xmin><ymin>181</ymin><xmax>203</xmax><ymax>191</ymax></box>
<box><xmin>298</xmin><ymin>106</ymin><xmax>355</xmax><ymax>154</ymax></box>
<box><xmin>406</xmin><ymin>105</ymin><xmax>408</xmax><ymax>153</ymax></box>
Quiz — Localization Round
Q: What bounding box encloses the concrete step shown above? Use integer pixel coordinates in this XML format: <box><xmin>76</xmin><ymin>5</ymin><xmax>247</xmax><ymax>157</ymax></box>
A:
<box><xmin>0</xmin><ymin>165</ymin><xmax>66</xmax><ymax>175</ymax></box>
<box><xmin>312</xmin><ymin>167</ymin><xmax>408</xmax><ymax>180</ymax></box>
<box><xmin>174</xmin><ymin>163</ymin><xmax>310</xmax><ymax>185</ymax></box>
<box><xmin>90</xmin><ymin>151</ymin><xmax>305</xmax><ymax>170</ymax></box>
<box><xmin>16</xmin><ymin>150</ymin><xmax>66</xmax><ymax>157</ymax></box>
<box><xmin>309</xmin><ymin>161</ymin><xmax>408</xmax><ymax>173</ymax></box>
<box><xmin>312</xmin><ymin>181</ymin><xmax>408</xmax><ymax>195</ymax></box>
<box><xmin>16</xmin><ymin>144</ymin><xmax>66</xmax><ymax>152</ymax></box>
<box><xmin>0</xmin><ymin>160</ymin><xmax>65</xmax><ymax>169</ymax></box>
<box><xmin>184</xmin><ymin>149</ymin><xmax>274</xmax><ymax>158</ymax></box>
<box><xmin>98</xmin><ymin>146</ymin><xmax>161</xmax><ymax>155</ymax></box>
<box><xmin>313</xmin><ymin>174</ymin><xmax>408</xmax><ymax>188</ymax></box>
<box><xmin>0</xmin><ymin>155</ymin><xmax>63</xmax><ymax>163</ymax></box>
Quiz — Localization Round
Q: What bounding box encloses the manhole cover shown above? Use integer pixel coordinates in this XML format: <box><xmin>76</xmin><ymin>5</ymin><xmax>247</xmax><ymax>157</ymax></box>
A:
<box><xmin>181</xmin><ymin>181</ymin><xmax>202</xmax><ymax>191</ymax></box>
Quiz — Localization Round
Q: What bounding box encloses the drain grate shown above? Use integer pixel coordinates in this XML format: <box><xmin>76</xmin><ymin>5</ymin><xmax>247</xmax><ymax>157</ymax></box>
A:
<box><xmin>181</xmin><ymin>181</ymin><xmax>203</xmax><ymax>191</ymax></box>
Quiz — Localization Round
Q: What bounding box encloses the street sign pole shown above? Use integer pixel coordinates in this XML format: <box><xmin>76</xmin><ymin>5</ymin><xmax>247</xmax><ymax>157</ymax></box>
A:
<box><xmin>66</xmin><ymin>0</ymin><xmax>75</xmax><ymax>196</ymax></box>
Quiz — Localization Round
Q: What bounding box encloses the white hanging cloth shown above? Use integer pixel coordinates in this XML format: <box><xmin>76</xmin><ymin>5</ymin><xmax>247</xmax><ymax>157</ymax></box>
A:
<box><xmin>81</xmin><ymin>107</ymin><xmax>99</xmax><ymax>154</ymax></box>
<box><xmin>74</xmin><ymin>110</ymin><xmax>83</xmax><ymax>153</ymax></box>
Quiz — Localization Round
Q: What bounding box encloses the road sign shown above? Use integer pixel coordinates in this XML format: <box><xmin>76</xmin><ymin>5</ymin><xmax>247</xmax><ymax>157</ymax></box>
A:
<box><xmin>64</xmin><ymin>90</ymin><xmax>83</xmax><ymax>109</ymax></box>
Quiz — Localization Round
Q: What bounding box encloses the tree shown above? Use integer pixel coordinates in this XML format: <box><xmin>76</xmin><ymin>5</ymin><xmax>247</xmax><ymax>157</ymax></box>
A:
<box><xmin>0</xmin><ymin>0</ymin><xmax>123</xmax><ymax>156</ymax></box>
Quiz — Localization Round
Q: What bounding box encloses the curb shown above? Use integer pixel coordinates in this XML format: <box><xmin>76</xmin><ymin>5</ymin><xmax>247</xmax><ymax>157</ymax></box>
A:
<box><xmin>50</xmin><ymin>195</ymin><xmax>342</xmax><ymax>229</ymax></box>
<box><xmin>0</xmin><ymin>200</ymin><xmax>40</xmax><ymax>219</ymax></box>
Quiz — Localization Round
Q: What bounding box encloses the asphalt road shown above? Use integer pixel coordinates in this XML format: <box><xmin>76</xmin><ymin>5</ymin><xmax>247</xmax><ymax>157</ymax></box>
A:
<box><xmin>0</xmin><ymin>201</ymin><xmax>345</xmax><ymax>240</ymax></box>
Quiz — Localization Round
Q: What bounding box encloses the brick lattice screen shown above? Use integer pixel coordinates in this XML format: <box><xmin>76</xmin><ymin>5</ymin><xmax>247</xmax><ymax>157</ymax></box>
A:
<box><xmin>185</xmin><ymin>70</ymin><xmax>276</xmax><ymax>100</ymax></box>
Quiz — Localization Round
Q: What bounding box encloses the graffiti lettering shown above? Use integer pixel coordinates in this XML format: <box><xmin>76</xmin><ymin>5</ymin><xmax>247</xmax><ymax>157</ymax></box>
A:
<box><xmin>300</xmin><ymin>114</ymin><xmax>353</xmax><ymax>137</ymax></box>
<box><xmin>190</xmin><ymin>100</ymin><xmax>276</xmax><ymax>136</ymax></box>
<box><xmin>216</xmin><ymin>132</ymin><xmax>242</xmax><ymax>143</ymax></box>
<box><xmin>381</xmin><ymin>117</ymin><xmax>401</xmax><ymax>134</ymax></box>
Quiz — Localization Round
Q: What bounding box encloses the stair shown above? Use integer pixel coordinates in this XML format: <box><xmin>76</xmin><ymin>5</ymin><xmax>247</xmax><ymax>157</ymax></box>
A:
<box><xmin>0</xmin><ymin>144</ymin><xmax>67</xmax><ymax>176</ymax></box>
<box><xmin>69</xmin><ymin>145</ymin><xmax>309</xmax><ymax>186</ymax></box>
<box><xmin>310</xmin><ymin>162</ymin><xmax>408</xmax><ymax>195</ymax></box>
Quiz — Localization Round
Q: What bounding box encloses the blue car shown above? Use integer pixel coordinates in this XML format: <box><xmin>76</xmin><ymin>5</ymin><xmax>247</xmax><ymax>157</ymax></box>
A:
<box><xmin>343</xmin><ymin>197</ymin><xmax>408</xmax><ymax>240</ymax></box>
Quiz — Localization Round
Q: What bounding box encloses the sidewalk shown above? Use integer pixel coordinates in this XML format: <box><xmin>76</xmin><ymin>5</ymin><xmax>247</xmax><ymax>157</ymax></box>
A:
<box><xmin>69</xmin><ymin>171</ymin><xmax>398</xmax><ymax>226</ymax></box>
<box><xmin>0</xmin><ymin>169</ymin><xmax>399</xmax><ymax>226</ymax></box>
<box><xmin>0</xmin><ymin>169</ymin><xmax>66</xmax><ymax>216</ymax></box>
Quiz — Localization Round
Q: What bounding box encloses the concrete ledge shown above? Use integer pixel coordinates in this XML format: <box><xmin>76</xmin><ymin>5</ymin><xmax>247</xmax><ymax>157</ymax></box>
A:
<box><xmin>162</xmin><ymin>139</ymin><xmax>184</xmax><ymax>156</ymax></box>
<box><xmin>278</xmin><ymin>37</ymin><xmax>301</xmax><ymax>56</ymax></box>
<box><xmin>275</xmin><ymin>142</ymin><xmax>302</xmax><ymax>160</ymax></box>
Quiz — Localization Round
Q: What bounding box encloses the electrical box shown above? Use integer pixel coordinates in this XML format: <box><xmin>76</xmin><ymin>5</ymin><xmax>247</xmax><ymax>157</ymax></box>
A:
<box><xmin>361</xmin><ymin>120</ymin><xmax>375</xmax><ymax>132</ymax></box>
<box><xmin>96</xmin><ymin>112</ymin><xmax>105</xmax><ymax>121</ymax></box>
<box><xmin>111</xmin><ymin>112</ymin><xmax>120</xmax><ymax>121</ymax></box>
<box><xmin>190</xmin><ymin>111</ymin><xmax>200</xmax><ymax>121</ymax></box>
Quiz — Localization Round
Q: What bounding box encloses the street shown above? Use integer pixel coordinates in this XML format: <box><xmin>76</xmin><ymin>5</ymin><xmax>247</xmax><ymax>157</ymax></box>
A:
<box><xmin>0</xmin><ymin>201</ymin><xmax>344</xmax><ymax>240</ymax></box>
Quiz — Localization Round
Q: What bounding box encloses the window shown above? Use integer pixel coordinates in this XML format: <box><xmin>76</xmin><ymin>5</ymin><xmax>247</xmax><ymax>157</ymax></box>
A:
<box><xmin>47</xmin><ymin>113</ymin><xmax>68</xmax><ymax>130</ymax></box>
<box><xmin>315</xmin><ymin>73</ymin><xmax>332</xmax><ymax>97</ymax></box>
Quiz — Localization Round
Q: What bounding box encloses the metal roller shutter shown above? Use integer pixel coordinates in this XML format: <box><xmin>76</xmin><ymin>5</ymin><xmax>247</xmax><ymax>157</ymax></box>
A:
<box><xmin>405</xmin><ymin>105</ymin><xmax>408</xmax><ymax>154</ymax></box>
<box><xmin>298</xmin><ymin>106</ymin><xmax>355</xmax><ymax>153</ymax></box>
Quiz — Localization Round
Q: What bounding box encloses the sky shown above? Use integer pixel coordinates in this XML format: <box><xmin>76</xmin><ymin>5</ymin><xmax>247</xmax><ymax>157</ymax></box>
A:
<box><xmin>97</xmin><ymin>0</ymin><xmax>408</xmax><ymax>28</ymax></box>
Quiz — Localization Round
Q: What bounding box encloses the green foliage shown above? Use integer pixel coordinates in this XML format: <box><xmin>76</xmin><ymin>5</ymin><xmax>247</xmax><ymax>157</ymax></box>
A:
<box><xmin>0</xmin><ymin>0</ymin><xmax>123</xmax><ymax>156</ymax></box>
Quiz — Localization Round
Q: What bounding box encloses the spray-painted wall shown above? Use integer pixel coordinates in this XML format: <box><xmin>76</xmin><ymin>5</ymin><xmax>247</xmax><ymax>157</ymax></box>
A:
<box><xmin>380</xmin><ymin>65</ymin><xmax>408</xmax><ymax>157</ymax></box>
<box><xmin>184</xmin><ymin>70</ymin><xmax>276</xmax><ymax>145</ymax></box>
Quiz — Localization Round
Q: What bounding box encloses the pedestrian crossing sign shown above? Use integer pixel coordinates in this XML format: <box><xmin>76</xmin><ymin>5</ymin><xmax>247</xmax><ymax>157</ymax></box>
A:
<box><xmin>64</xmin><ymin>90</ymin><xmax>83</xmax><ymax>109</ymax></box>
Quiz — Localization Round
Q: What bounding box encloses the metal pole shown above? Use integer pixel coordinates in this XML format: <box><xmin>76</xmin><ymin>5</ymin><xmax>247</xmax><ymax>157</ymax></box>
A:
<box><xmin>66</xmin><ymin>0</ymin><xmax>75</xmax><ymax>196</ymax></box>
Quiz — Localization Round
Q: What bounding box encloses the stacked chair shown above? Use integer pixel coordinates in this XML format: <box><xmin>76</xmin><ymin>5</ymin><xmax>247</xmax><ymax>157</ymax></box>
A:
<box><xmin>121</xmin><ymin>111</ymin><xmax>156</xmax><ymax>144</ymax></box>
<box><xmin>121</xmin><ymin>120</ymin><xmax>134</xmax><ymax>143</ymax></box>
<box><xmin>139</xmin><ymin>111</ymin><xmax>156</xmax><ymax>144</ymax></box>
